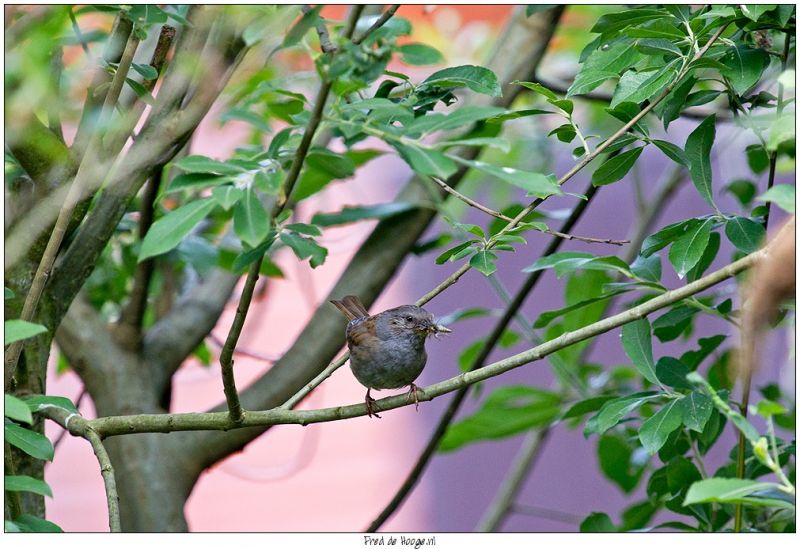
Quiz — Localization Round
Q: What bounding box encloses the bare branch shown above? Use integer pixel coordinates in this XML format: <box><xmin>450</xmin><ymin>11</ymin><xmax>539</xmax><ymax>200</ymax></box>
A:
<box><xmin>77</xmin><ymin>246</ymin><xmax>767</xmax><ymax>438</ymax></box>
<box><xmin>432</xmin><ymin>176</ymin><xmax>629</xmax><ymax>246</ymax></box>
<box><xmin>303</xmin><ymin>5</ymin><xmax>336</xmax><ymax>53</ymax></box>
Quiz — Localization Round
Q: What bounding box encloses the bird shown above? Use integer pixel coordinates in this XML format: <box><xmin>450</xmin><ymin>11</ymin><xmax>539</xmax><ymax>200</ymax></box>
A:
<box><xmin>330</xmin><ymin>295</ymin><xmax>451</xmax><ymax>418</ymax></box>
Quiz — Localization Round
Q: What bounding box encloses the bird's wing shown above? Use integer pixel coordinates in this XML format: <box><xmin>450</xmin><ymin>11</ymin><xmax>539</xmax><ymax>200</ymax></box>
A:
<box><xmin>346</xmin><ymin>316</ymin><xmax>377</xmax><ymax>349</ymax></box>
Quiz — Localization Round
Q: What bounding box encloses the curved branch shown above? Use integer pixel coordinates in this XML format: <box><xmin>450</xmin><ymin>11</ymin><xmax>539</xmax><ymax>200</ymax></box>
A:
<box><xmin>79</xmin><ymin>247</ymin><xmax>765</xmax><ymax>438</ymax></box>
<box><xmin>38</xmin><ymin>406</ymin><xmax>121</xmax><ymax>532</ymax></box>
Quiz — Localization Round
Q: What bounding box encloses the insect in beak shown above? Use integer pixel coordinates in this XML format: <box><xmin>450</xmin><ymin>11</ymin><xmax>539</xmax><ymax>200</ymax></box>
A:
<box><xmin>428</xmin><ymin>323</ymin><xmax>452</xmax><ymax>339</ymax></box>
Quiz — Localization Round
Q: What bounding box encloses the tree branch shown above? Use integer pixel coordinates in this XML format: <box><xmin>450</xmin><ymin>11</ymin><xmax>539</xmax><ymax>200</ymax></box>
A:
<box><xmin>4</xmin><ymin>30</ymin><xmax>141</xmax><ymax>384</ymax></box>
<box><xmin>366</xmin><ymin>181</ymin><xmax>599</xmax><ymax>532</ymax></box>
<box><xmin>352</xmin><ymin>5</ymin><xmax>400</xmax><ymax>45</ymax></box>
<box><xmin>217</xmin><ymin>5</ymin><xmax>366</xmax><ymax>423</ymax></box>
<box><xmin>476</xmin><ymin>427</ymin><xmax>552</xmax><ymax>532</ymax></box>
<box><xmin>72</xmin><ymin>243</ymin><xmax>767</xmax><ymax>437</ymax></box>
<box><xmin>432</xmin><ymin>176</ymin><xmax>629</xmax><ymax>246</ymax></box>
<box><xmin>278</xmin><ymin>6</ymin><xmax>568</xmax><ymax>413</ymax></box>
<box><xmin>38</xmin><ymin>406</ymin><xmax>121</xmax><ymax>532</ymax></box>
<box><xmin>45</xmin><ymin>7</ymin><xmax>248</xmax><ymax>327</ymax></box>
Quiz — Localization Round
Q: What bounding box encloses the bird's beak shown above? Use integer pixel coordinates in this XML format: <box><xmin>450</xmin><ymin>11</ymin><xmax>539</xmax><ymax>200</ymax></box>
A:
<box><xmin>427</xmin><ymin>322</ymin><xmax>452</xmax><ymax>338</ymax></box>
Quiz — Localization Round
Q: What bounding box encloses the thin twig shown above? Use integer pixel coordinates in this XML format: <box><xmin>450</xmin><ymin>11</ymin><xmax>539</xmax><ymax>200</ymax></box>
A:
<box><xmin>477</xmin><ymin>428</ymin><xmax>552</xmax><ymax>531</ymax></box>
<box><xmin>38</xmin><ymin>406</ymin><xmax>121</xmax><ymax>532</ymax></box>
<box><xmin>68</xmin><ymin>6</ymin><xmax>91</xmax><ymax>57</ymax></box>
<box><xmin>208</xmin><ymin>333</ymin><xmax>279</xmax><ymax>363</ymax></box>
<box><xmin>352</xmin><ymin>5</ymin><xmax>400</xmax><ymax>45</ymax></box>
<box><xmin>4</xmin><ymin>31</ymin><xmax>140</xmax><ymax>385</ymax></box>
<box><xmin>65</xmin><ymin>247</ymin><xmax>767</xmax><ymax>439</ymax></box>
<box><xmin>303</xmin><ymin>5</ymin><xmax>336</xmax><ymax>53</ymax></box>
<box><xmin>510</xmin><ymin>503</ymin><xmax>583</xmax><ymax>525</ymax></box>
<box><xmin>218</xmin><ymin>5</ymin><xmax>366</xmax><ymax>423</ymax></box>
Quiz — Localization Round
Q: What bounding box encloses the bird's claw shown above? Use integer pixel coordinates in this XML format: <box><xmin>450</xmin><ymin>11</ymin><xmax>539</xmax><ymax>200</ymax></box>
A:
<box><xmin>408</xmin><ymin>383</ymin><xmax>422</xmax><ymax>411</ymax></box>
<box><xmin>365</xmin><ymin>390</ymin><xmax>382</xmax><ymax>419</ymax></box>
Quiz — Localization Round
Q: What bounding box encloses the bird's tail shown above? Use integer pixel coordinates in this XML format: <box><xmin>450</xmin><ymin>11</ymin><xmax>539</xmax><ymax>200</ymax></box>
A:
<box><xmin>330</xmin><ymin>295</ymin><xmax>370</xmax><ymax>320</ymax></box>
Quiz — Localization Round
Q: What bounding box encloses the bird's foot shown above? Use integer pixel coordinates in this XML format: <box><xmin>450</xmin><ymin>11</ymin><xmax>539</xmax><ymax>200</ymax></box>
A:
<box><xmin>407</xmin><ymin>383</ymin><xmax>423</xmax><ymax>411</ymax></box>
<box><xmin>365</xmin><ymin>389</ymin><xmax>382</xmax><ymax>419</ymax></box>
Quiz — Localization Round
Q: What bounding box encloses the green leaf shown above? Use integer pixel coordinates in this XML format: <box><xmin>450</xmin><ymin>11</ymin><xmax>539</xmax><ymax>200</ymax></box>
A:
<box><xmin>294</xmin><ymin>149</ymin><xmax>382</xmax><ymax>201</ymax></box>
<box><xmin>4</xmin><ymin>320</ymin><xmax>47</xmax><ymax>345</ymax></box>
<box><xmin>683</xmin><ymin>478</ymin><xmax>778</xmax><ymax>506</ymax></box>
<box><xmin>173</xmin><ymin>155</ymin><xmax>245</xmax><ymax>176</ymax></box>
<box><xmin>305</xmin><ymin>149</ymin><xmax>356</xmax><ymax>179</ymax></box>
<box><xmin>592</xmin><ymin>9</ymin><xmax>670</xmax><ymax>34</ymax></box>
<box><xmin>394</xmin><ymin>143</ymin><xmax>457</xmax><ymax>179</ymax></box>
<box><xmin>461</xmin><ymin>159</ymin><xmax>561</xmax><ymax>198</ymax></box>
<box><xmin>211</xmin><ymin>185</ymin><xmax>243</xmax><ymax>210</ymax></box>
<box><xmin>668</xmin><ymin>218</ymin><xmax>713</xmax><ymax>279</ymax></box>
<box><xmin>655</xmin><ymin>357</ymin><xmax>692</xmax><ymax>389</ymax></box>
<box><xmin>311</xmin><ymin>202</ymin><xmax>418</xmax><ymax>227</ymax></box>
<box><xmin>622</xmin><ymin>318</ymin><xmax>659</xmax><ymax>385</ymax></box>
<box><xmin>681</xmin><ymin>335</ymin><xmax>726</xmax><ymax>370</ymax></box>
<box><xmin>686</xmin><ymin>229</ymin><xmax>719</xmax><ymax>284</ymax></box>
<box><xmin>567</xmin><ymin>70</ymin><xmax>618</xmax><ymax>97</ymax></box>
<box><xmin>592</xmin><ymin>147</ymin><xmax>644</xmax><ymax>186</ymax></box>
<box><xmin>131</xmin><ymin>62</ymin><xmax>158</xmax><ymax>80</ymax></box>
<box><xmin>638</xmin><ymin>398</ymin><xmax>684</xmax><ymax>454</ymax></box>
<box><xmin>4</xmin><ymin>394</ymin><xmax>33</xmax><ymax>424</ymax></box>
<box><xmin>611</xmin><ymin>61</ymin><xmax>678</xmax><ymax>108</ymax></box>
<box><xmin>641</xmin><ymin>218</ymin><xmax>701</xmax><ymax>257</ymax></box>
<box><xmin>585</xmin><ymin>392</ymin><xmax>660</xmax><ymax>435</ymax></box>
<box><xmin>724</xmin><ymin>179</ymin><xmax>757</xmax><ymax>207</ymax></box>
<box><xmin>9</xmin><ymin>514</ymin><xmax>63</xmax><ymax>533</ymax></box>
<box><xmin>4</xmin><ymin>287</ymin><xmax>14</xmax><ymax>299</ymax></box>
<box><xmin>724</xmin><ymin>216</ymin><xmax>765</xmax><ymax>254</ymax></box>
<box><xmin>167</xmin><ymin>173</ymin><xmax>232</xmax><ymax>193</ymax></box>
<box><xmin>4</xmin><ymin>423</ymin><xmax>54</xmax><ymax>461</ymax></box>
<box><xmin>124</xmin><ymin>78</ymin><xmax>155</xmax><ymax>104</ymax></box>
<box><xmin>283</xmin><ymin>223</ymin><xmax>321</xmax><ymax>237</ymax></box>
<box><xmin>233</xmin><ymin>189</ymin><xmax>270</xmax><ymax>248</ymax></box>
<box><xmin>469</xmin><ymin>250</ymin><xmax>498</xmax><ymax>276</ymax></box>
<box><xmin>4</xmin><ymin>475</ymin><xmax>53</xmax><ymax>497</ymax></box>
<box><xmin>562</xmin><ymin>395</ymin><xmax>617</xmax><ymax>419</ymax></box>
<box><xmin>513</xmin><ymin>80</ymin><xmax>558</xmax><ymax>101</ymax></box>
<box><xmin>680</xmin><ymin>391</ymin><xmax>713</xmax><ymax>432</ymax></box>
<box><xmin>139</xmin><ymin>198</ymin><xmax>217</xmax><ymax>261</ymax></box>
<box><xmin>652</xmin><ymin>140</ymin><xmax>688</xmax><ymax>166</ymax></box>
<box><xmin>580</xmin><ymin>512</ymin><xmax>616</xmax><ymax>533</ymax></box>
<box><xmin>279</xmin><ymin>232</ymin><xmax>327</xmax><ymax>268</ymax></box>
<box><xmin>534</xmin><ymin>290</ymin><xmax>626</xmax><ymax>328</ymax></box>
<box><xmin>659</xmin><ymin>75</ymin><xmax>697</xmax><ymax>130</ymax></box>
<box><xmin>282</xmin><ymin>5</ymin><xmax>321</xmax><ymax>48</ymax></box>
<box><xmin>635</xmin><ymin>38</ymin><xmax>682</xmax><ymax>57</ymax></box>
<box><xmin>598</xmin><ymin>433</ymin><xmax>646</xmax><ymax>493</ymax></box>
<box><xmin>757</xmin><ymin>184</ymin><xmax>795</xmax><ymax>213</ymax></box>
<box><xmin>398</xmin><ymin>43</ymin><xmax>444</xmax><ymax>65</ymax></box>
<box><xmin>418</xmin><ymin>65</ymin><xmax>501</xmax><ymax>97</ymax></box>
<box><xmin>437</xmin><ymin>137</ymin><xmax>511</xmax><ymax>153</ymax></box>
<box><xmin>522</xmin><ymin>251</ymin><xmax>594</xmax><ymax>275</ymax></box>
<box><xmin>406</xmin><ymin>106</ymin><xmax>506</xmax><ymax>136</ymax></box>
<box><xmin>20</xmin><ymin>395</ymin><xmax>78</xmax><ymax>414</ymax></box>
<box><xmin>439</xmin><ymin>386</ymin><xmax>561</xmax><ymax>452</ymax></box>
<box><xmin>684</xmin><ymin>115</ymin><xmax>717</xmax><ymax>208</ymax></box>
<box><xmin>653</xmin><ymin>307</ymin><xmax>696</xmax><ymax>342</ymax></box>
<box><xmin>719</xmin><ymin>46</ymin><xmax>770</xmax><ymax>95</ymax></box>
<box><xmin>630</xmin><ymin>254</ymin><xmax>661</xmax><ymax>282</ymax></box>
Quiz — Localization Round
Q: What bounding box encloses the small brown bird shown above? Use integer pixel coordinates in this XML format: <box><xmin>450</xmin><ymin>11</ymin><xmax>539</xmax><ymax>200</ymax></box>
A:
<box><xmin>331</xmin><ymin>295</ymin><xmax>451</xmax><ymax>418</ymax></box>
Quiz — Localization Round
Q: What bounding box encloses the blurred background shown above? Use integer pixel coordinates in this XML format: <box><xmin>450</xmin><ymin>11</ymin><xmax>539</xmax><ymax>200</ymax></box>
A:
<box><xmin>30</xmin><ymin>4</ymin><xmax>793</xmax><ymax>532</ymax></box>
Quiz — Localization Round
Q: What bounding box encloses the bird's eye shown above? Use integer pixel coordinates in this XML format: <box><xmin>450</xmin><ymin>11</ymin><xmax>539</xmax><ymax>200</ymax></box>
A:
<box><xmin>405</xmin><ymin>315</ymin><xmax>413</xmax><ymax>323</ymax></box>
